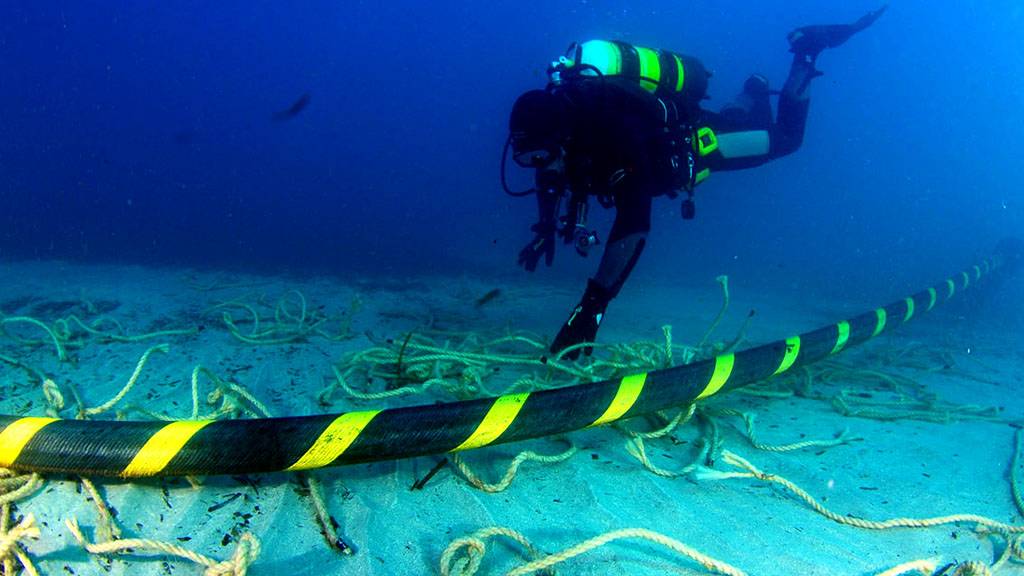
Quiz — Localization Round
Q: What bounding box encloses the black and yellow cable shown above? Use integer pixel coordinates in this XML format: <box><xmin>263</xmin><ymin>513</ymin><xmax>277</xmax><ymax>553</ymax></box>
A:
<box><xmin>0</xmin><ymin>255</ymin><xmax>1006</xmax><ymax>478</ymax></box>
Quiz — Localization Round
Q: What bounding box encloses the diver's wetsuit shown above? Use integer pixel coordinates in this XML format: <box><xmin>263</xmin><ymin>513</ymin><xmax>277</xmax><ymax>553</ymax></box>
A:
<box><xmin>581</xmin><ymin>55</ymin><xmax>820</xmax><ymax>303</ymax></box>
<box><xmin>510</xmin><ymin>6</ymin><xmax>886</xmax><ymax>359</ymax></box>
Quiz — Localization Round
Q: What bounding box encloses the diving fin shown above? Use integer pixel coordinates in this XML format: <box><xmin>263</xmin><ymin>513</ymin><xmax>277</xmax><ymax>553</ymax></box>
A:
<box><xmin>788</xmin><ymin>5</ymin><xmax>888</xmax><ymax>60</ymax></box>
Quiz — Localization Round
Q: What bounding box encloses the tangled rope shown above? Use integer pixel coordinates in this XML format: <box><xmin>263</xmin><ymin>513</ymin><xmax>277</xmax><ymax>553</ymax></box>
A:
<box><xmin>66</xmin><ymin>518</ymin><xmax>261</xmax><ymax>576</ymax></box>
<box><xmin>715</xmin><ymin>450</ymin><xmax>1024</xmax><ymax>534</ymax></box>
<box><xmin>452</xmin><ymin>443</ymin><xmax>578</xmax><ymax>493</ymax></box>
<box><xmin>0</xmin><ymin>511</ymin><xmax>40</xmax><ymax>576</ymax></box>
<box><xmin>439</xmin><ymin>526</ymin><xmax>746</xmax><ymax>576</ymax></box>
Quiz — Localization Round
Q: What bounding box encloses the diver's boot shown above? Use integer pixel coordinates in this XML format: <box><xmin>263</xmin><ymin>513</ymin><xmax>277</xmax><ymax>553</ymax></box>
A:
<box><xmin>550</xmin><ymin>279</ymin><xmax>612</xmax><ymax>360</ymax></box>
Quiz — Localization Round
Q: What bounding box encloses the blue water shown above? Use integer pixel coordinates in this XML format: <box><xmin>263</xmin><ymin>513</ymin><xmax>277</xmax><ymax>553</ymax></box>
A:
<box><xmin>1</xmin><ymin>1</ymin><xmax>1021</xmax><ymax>292</ymax></box>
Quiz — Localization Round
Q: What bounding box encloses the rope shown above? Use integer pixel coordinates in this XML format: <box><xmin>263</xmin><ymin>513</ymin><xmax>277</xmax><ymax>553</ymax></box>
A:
<box><xmin>303</xmin><ymin>474</ymin><xmax>352</xmax><ymax>554</ymax></box>
<box><xmin>696</xmin><ymin>275</ymin><xmax>729</xmax><ymax>350</ymax></box>
<box><xmin>0</xmin><ymin>473</ymin><xmax>43</xmax><ymax>507</ymax></box>
<box><xmin>0</xmin><ymin>511</ymin><xmax>40</xmax><ymax>576</ymax></box>
<box><xmin>439</xmin><ymin>526</ymin><xmax>746</xmax><ymax>576</ymax></box>
<box><xmin>1012</xmin><ymin>428</ymin><xmax>1024</xmax><ymax>518</ymax></box>
<box><xmin>0</xmin><ymin>316</ymin><xmax>67</xmax><ymax>361</ymax></box>
<box><xmin>60</xmin><ymin>314</ymin><xmax>198</xmax><ymax>342</ymax></box>
<box><xmin>80</xmin><ymin>344</ymin><xmax>169</xmax><ymax>417</ymax></box>
<box><xmin>718</xmin><ymin>450</ymin><xmax>1024</xmax><ymax>534</ymax></box>
<box><xmin>79</xmin><ymin>477</ymin><xmax>122</xmax><ymax>541</ymax></box>
<box><xmin>66</xmin><ymin>518</ymin><xmax>261</xmax><ymax>576</ymax></box>
<box><xmin>41</xmin><ymin>378</ymin><xmax>65</xmax><ymax>417</ymax></box>
<box><xmin>873</xmin><ymin>559</ymin><xmax>938</xmax><ymax>576</ymax></box>
<box><xmin>452</xmin><ymin>444</ymin><xmax>577</xmax><ymax>493</ymax></box>
<box><xmin>708</xmin><ymin>408</ymin><xmax>859</xmax><ymax>452</ymax></box>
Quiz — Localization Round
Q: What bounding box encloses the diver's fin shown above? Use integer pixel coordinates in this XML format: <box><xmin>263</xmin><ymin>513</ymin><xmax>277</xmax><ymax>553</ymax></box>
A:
<box><xmin>788</xmin><ymin>5</ymin><xmax>888</xmax><ymax>60</ymax></box>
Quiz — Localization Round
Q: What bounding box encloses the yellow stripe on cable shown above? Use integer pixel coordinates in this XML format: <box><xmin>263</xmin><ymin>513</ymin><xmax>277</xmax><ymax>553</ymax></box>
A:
<box><xmin>773</xmin><ymin>336</ymin><xmax>801</xmax><ymax>376</ymax></box>
<box><xmin>286</xmin><ymin>410</ymin><xmax>380</xmax><ymax>471</ymax></box>
<box><xmin>872</xmin><ymin>308</ymin><xmax>887</xmax><ymax>337</ymax></box>
<box><xmin>453</xmin><ymin>393</ymin><xmax>529</xmax><ymax>451</ymax></box>
<box><xmin>973</xmin><ymin>265</ymin><xmax>981</xmax><ymax>280</ymax></box>
<box><xmin>590</xmin><ymin>373</ymin><xmax>646</xmax><ymax>427</ymax></box>
<box><xmin>696</xmin><ymin>354</ymin><xmax>734</xmax><ymax>400</ymax></box>
<box><xmin>122</xmin><ymin>420</ymin><xmax>213</xmax><ymax>477</ymax></box>
<box><xmin>830</xmin><ymin>321</ymin><xmax>850</xmax><ymax>355</ymax></box>
<box><xmin>903</xmin><ymin>297</ymin><xmax>915</xmax><ymax>322</ymax></box>
<box><xmin>961</xmin><ymin>271</ymin><xmax>970</xmax><ymax>289</ymax></box>
<box><xmin>946</xmin><ymin>279</ymin><xmax>956</xmax><ymax>299</ymax></box>
<box><xmin>0</xmin><ymin>417</ymin><xmax>58</xmax><ymax>468</ymax></box>
<box><xmin>927</xmin><ymin>288</ymin><xmax>937</xmax><ymax>311</ymax></box>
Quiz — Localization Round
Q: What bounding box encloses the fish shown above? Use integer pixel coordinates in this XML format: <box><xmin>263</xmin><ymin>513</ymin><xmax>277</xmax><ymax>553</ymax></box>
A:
<box><xmin>474</xmin><ymin>288</ymin><xmax>502</xmax><ymax>308</ymax></box>
<box><xmin>273</xmin><ymin>92</ymin><xmax>311</xmax><ymax>121</ymax></box>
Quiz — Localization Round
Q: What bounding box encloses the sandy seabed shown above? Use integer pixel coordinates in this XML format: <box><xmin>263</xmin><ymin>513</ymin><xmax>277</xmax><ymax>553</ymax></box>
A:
<box><xmin>0</xmin><ymin>258</ymin><xmax>1021</xmax><ymax>576</ymax></box>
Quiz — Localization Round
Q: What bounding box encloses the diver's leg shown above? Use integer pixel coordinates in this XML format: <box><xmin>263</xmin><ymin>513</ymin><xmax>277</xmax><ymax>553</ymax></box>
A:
<box><xmin>720</xmin><ymin>74</ymin><xmax>772</xmax><ymax>130</ymax></box>
<box><xmin>774</xmin><ymin>5</ymin><xmax>887</xmax><ymax>158</ymax></box>
<box><xmin>550</xmin><ymin>190</ymin><xmax>651</xmax><ymax>359</ymax></box>
<box><xmin>771</xmin><ymin>54</ymin><xmax>817</xmax><ymax>158</ymax></box>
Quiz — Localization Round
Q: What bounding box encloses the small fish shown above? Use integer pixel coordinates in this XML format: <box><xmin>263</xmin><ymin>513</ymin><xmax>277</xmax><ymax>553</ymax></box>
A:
<box><xmin>273</xmin><ymin>92</ymin><xmax>311</xmax><ymax>121</ymax></box>
<box><xmin>474</xmin><ymin>289</ymin><xmax>502</xmax><ymax>308</ymax></box>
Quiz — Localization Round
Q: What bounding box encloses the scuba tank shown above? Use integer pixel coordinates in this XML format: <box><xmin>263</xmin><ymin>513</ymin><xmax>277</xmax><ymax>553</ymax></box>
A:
<box><xmin>546</xmin><ymin>40</ymin><xmax>716</xmax><ymax>221</ymax></box>
<box><xmin>548</xmin><ymin>40</ymin><xmax>711</xmax><ymax>112</ymax></box>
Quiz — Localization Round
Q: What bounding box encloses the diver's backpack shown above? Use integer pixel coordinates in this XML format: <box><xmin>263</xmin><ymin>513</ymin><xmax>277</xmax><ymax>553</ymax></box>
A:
<box><xmin>548</xmin><ymin>40</ymin><xmax>710</xmax><ymax>112</ymax></box>
<box><xmin>547</xmin><ymin>40</ymin><xmax>717</xmax><ymax>217</ymax></box>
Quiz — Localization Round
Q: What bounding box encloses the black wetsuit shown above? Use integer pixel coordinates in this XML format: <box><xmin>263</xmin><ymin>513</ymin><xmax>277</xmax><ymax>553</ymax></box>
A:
<box><xmin>554</xmin><ymin>55</ymin><xmax>818</xmax><ymax>306</ymax></box>
<box><xmin>512</xmin><ymin>6</ymin><xmax>886</xmax><ymax>359</ymax></box>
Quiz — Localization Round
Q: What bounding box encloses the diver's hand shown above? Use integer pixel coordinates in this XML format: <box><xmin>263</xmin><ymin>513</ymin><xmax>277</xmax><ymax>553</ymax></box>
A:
<box><xmin>517</xmin><ymin>223</ymin><xmax>556</xmax><ymax>272</ymax></box>
<box><xmin>788</xmin><ymin>5</ymin><xmax>887</xmax><ymax>59</ymax></box>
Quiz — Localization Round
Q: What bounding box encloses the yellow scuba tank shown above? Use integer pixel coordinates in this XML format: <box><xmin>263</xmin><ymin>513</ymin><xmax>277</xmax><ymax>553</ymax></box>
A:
<box><xmin>549</xmin><ymin>40</ymin><xmax>710</xmax><ymax>110</ymax></box>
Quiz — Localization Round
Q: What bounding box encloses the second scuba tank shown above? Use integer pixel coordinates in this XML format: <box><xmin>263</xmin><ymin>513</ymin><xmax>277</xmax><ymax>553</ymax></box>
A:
<box><xmin>549</xmin><ymin>40</ymin><xmax>710</xmax><ymax>111</ymax></box>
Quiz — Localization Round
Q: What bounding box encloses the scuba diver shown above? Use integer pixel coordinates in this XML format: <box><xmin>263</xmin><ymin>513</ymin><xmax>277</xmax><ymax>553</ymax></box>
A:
<box><xmin>504</xmin><ymin>6</ymin><xmax>887</xmax><ymax>360</ymax></box>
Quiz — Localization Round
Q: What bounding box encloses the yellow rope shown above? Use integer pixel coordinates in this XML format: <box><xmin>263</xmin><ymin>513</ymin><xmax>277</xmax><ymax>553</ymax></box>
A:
<box><xmin>696</xmin><ymin>275</ymin><xmax>730</xmax><ymax>350</ymax></box>
<box><xmin>80</xmin><ymin>344</ymin><xmax>169</xmax><ymax>417</ymax></box>
<box><xmin>0</xmin><ymin>512</ymin><xmax>40</xmax><ymax>576</ymax></box>
<box><xmin>452</xmin><ymin>444</ymin><xmax>577</xmax><ymax>493</ymax></box>
<box><xmin>625</xmin><ymin>435</ymin><xmax>706</xmax><ymax>479</ymax></box>
<box><xmin>61</xmin><ymin>314</ymin><xmax>198</xmax><ymax>342</ymax></box>
<box><xmin>0</xmin><ymin>473</ymin><xmax>43</xmax><ymax>507</ymax></box>
<box><xmin>619</xmin><ymin>405</ymin><xmax>695</xmax><ymax>440</ymax></box>
<box><xmin>303</xmin><ymin>474</ymin><xmax>352</xmax><ymax>554</ymax></box>
<box><xmin>709</xmin><ymin>408</ymin><xmax>859</xmax><ymax>452</ymax></box>
<box><xmin>873</xmin><ymin>558</ymin><xmax>938</xmax><ymax>576</ymax></box>
<box><xmin>66</xmin><ymin>517</ymin><xmax>261</xmax><ymax>576</ymax></box>
<box><xmin>0</xmin><ymin>316</ymin><xmax>66</xmax><ymax>361</ymax></box>
<box><xmin>439</xmin><ymin>526</ymin><xmax>746</xmax><ymax>576</ymax></box>
<box><xmin>1012</xmin><ymin>428</ymin><xmax>1024</xmax><ymax>518</ymax></box>
<box><xmin>719</xmin><ymin>450</ymin><xmax>1024</xmax><ymax>534</ymax></box>
<box><xmin>949</xmin><ymin>561</ymin><xmax>992</xmax><ymax>575</ymax></box>
<box><xmin>41</xmin><ymin>378</ymin><xmax>64</xmax><ymax>417</ymax></box>
<box><xmin>79</xmin><ymin>477</ymin><xmax>122</xmax><ymax>541</ymax></box>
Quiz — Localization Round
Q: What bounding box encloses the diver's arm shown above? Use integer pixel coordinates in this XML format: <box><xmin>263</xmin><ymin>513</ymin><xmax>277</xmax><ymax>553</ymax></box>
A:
<box><xmin>517</xmin><ymin>168</ymin><xmax>563</xmax><ymax>272</ymax></box>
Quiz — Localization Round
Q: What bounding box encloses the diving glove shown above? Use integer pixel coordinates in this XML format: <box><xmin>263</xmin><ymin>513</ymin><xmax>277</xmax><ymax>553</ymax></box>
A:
<box><xmin>550</xmin><ymin>279</ymin><xmax>612</xmax><ymax>360</ymax></box>
<box><xmin>517</xmin><ymin>222</ymin><xmax>556</xmax><ymax>272</ymax></box>
<box><xmin>788</xmin><ymin>5</ymin><xmax>887</xmax><ymax>60</ymax></box>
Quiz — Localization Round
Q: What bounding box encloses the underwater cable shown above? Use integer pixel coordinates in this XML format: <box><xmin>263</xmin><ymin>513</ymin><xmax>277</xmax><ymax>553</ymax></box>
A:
<box><xmin>0</xmin><ymin>250</ymin><xmax>1015</xmax><ymax>478</ymax></box>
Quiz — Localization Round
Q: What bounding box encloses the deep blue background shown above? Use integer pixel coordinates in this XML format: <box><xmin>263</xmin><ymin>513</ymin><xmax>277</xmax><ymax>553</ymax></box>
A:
<box><xmin>1</xmin><ymin>1</ymin><xmax>1021</xmax><ymax>301</ymax></box>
